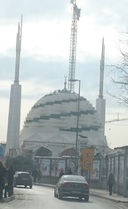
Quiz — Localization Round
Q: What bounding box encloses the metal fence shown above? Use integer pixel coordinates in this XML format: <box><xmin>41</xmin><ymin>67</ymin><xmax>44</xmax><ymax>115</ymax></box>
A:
<box><xmin>34</xmin><ymin>156</ymin><xmax>103</xmax><ymax>187</ymax></box>
<box><xmin>107</xmin><ymin>148</ymin><xmax>128</xmax><ymax>197</ymax></box>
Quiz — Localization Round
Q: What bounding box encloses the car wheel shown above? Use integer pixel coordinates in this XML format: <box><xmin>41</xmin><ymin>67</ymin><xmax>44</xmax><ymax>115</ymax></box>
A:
<box><xmin>25</xmin><ymin>185</ymin><xmax>27</xmax><ymax>188</ymax></box>
<box><xmin>85</xmin><ymin>195</ymin><xmax>89</xmax><ymax>202</ymax></box>
<box><xmin>30</xmin><ymin>185</ymin><xmax>32</xmax><ymax>188</ymax></box>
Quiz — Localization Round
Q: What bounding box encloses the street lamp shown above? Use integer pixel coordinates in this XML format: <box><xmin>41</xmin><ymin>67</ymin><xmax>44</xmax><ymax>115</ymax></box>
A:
<box><xmin>69</xmin><ymin>79</ymin><xmax>81</xmax><ymax>174</ymax></box>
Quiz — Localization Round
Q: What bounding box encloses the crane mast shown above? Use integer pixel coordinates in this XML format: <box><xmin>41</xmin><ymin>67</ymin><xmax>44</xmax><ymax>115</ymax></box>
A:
<box><xmin>68</xmin><ymin>0</ymin><xmax>81</xmax><ymax>92</ymax></box>
<box><xmin>106</xmin><ymin>113</ymin><xmax>128</xmax><ymax>123</ymax></box>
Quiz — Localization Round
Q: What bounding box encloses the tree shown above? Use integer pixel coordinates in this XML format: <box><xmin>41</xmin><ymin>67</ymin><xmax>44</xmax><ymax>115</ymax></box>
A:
<box><xmin>109</xmin><ymin>37</ymin><xmax>128</xmax><ymax>105</ymax></box>
<box><xmin>6</xmin><ymin>156</ymin><xmax>34</xmax><ymax>172</ymax></box>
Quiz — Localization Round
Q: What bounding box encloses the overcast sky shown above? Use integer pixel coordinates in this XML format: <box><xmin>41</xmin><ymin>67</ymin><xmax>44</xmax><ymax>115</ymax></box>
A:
<box><xmin>0</xmin><ymin>0</ymin><xmax>128</xmax><ymax>149</ymax></box>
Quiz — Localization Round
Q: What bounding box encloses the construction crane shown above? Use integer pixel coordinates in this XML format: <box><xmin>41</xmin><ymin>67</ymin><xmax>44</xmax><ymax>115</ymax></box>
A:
<box><xmin>106</xmin><ymin>113</ymin><xmax>128</xmax><ymax>123</ymax></box>
<box><xmin>68</xmin><ymin>0</ymin><xmax>81</xmax><ymax>92</ymax></box>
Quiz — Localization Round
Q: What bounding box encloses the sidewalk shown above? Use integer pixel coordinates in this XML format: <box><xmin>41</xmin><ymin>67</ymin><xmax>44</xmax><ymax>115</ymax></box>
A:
<box><xmin>3</xmin><ymin>195</ymin><xmax>15</xmax><ymax>203</ymax></box>
<box><xmin>0</xmin><ymin>195</ymin><xmax>15</xmax><ymax>203</ymax></box>
<box><xmin>90</xmin><ymin>188</ymin><xmax>128</xmax><ymax>204</ymax></box>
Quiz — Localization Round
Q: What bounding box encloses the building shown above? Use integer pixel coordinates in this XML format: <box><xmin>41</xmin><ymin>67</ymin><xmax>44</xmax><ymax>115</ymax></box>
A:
<box><xmin>19</xmin><ymin>88</ymin><xmax>108</xmax><ymax>157</ymax></box>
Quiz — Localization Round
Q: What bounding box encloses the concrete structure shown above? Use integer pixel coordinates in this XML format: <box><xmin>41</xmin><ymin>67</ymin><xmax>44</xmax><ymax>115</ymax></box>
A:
<box><xmin>96</xmin><ymin>38</ymin><xmax>106</xmax><ymax>137</ymax></box>
<box><xmin>5</xmin><ymin>18</ymin><xmax>22</xmax><ymax>157</ymax></box>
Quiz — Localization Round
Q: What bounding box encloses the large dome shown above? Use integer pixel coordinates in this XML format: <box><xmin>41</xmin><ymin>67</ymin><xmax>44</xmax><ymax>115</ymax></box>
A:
<box><xmin>20</xmin><ymin>89</ymin><xmax>107</xmax><ymax>157</ymax></box>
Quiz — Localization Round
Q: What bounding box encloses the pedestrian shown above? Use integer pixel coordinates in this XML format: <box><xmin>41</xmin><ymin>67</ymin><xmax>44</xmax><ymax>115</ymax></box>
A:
<box><xmin>37</xmin><ymin>169</ymin><xmax>42</xmax><ymax>183</ymax></box>
<box><xmin>107</xmin><ymin>173</ymin><xmax>115</xmax><ymax>196</ymax></box>
<box><xmin>7</xmin><ymin>166</ymin><xmax>15</xmax><ymax>196</ymax></box>
<box><xmin>59</xmin><ymin>169</ymin><xmax>64</xmax><ymax>178</ymax></box>
<box><xmin>0</xmin><ymin>161</ymin><xmax>7</xmax><ymax>200</ymax></box>
<box><xmin>66</xmin><ymin>168</ymin><xmax>73</xmax><ymax>175</ymax></box>
<box><xmin>32</xmin><ymin>168</ymin><xmax>38</xmax><ymax>183</ymax></box>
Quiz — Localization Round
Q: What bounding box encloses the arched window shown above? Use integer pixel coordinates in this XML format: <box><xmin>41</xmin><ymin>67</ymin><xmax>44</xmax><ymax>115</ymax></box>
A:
<box><xmin>60</xmin><ymin>148</ymin><xmax>76</xmax><ymax>157</ymax></box>
<box><xmin>35</xmin><ymin>147</ymin><xmax>52</xmax><ymax>156</ymax></box>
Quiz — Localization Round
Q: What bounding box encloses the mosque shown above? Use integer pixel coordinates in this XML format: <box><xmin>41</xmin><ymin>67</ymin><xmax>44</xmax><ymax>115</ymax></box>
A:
<box><xmin>18</xmin><ymin>37</ymin><xmax>110</xmax><ymax>157</ymax></box>
<box><xmin>19</xmin><ymin>85</ymin><xmax>108</xmax><ymax>157</ymax></box>
<box><xmin>5</xmin><ymin>9</ymin><xmax>112</xmax><ymax>158</ymax></box>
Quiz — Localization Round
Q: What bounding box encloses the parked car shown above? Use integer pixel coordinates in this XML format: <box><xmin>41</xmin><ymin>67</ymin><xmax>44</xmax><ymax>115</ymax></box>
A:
<box><xmin>54</xmin><ymin>175</ymin><xmax>89</xmax><ymax>201</ymax></box>
<box><xmin>14</xmin><ymin>171</ymin><xmax>33</xmax><ymax>188</ymax></box>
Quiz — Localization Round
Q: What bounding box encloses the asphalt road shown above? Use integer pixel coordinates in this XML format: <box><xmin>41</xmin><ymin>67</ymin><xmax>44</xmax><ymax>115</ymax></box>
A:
<box><xmin>0</xmin><ymin>185</ymin><xmax>127</xmax><ymax>209</ymax></box>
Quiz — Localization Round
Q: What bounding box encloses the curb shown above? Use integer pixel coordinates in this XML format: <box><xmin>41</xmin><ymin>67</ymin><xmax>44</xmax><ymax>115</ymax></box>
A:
<box><xmin>90</xmin><ymin>192</ymin><xmax>128</xmax><ymax>204</ymax></box>
<box><xmin>1</xmin><ymin>195</ymin><xmax>15</xmax><ymax>203</ymax></box>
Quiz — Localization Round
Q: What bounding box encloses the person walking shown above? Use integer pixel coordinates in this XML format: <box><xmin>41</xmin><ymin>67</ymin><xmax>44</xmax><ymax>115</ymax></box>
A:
<box><xmin>0</xmin><ymin>161</ymin><xmax>7</xmax><ymax>200</ymax></box>
<box><xmin>65</xmin><ymin>168</ymin><xmax>73</xmax><ymax>175</ymax></box>
<box><xmin>59</xmin><ymin>169</ymin><xmax>64</xmax><ymax>178</ymax></box>
<box><xmin>32</xmin><ymin>168</ymin><xmax>38</xmax><ymax>183</ymax></box>
<box><xmin>37</xmin><ymin>169</ymin><xmax>42</xmax><ymax>183</ymax></box>
<box><xmin>107</xmin><ymin>173</ymin><xmax>116</xmax><ymax>196</ymax></box>
<box><xmin>7</xmin><ymin>166</ymin><xmax>15</xmax><ymax>196</ymax></box>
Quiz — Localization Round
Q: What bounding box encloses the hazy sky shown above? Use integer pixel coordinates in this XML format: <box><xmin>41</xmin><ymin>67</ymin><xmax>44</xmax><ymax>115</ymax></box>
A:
<box><xmin>0</xmin><ymin>0</ymin><xmax>128</xmax><ymax>149</ymax></box>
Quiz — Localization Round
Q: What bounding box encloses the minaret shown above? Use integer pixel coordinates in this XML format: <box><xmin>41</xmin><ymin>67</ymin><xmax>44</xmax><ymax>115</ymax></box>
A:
<box><xmin>96</xmin><ymin>38</ymin><xmax>106</xmax><ymax>137</ymax></box>
<box><xmin>5</xmin><ymin>17</ymin><xmax>22</xmax><ymax>157</ymax></box>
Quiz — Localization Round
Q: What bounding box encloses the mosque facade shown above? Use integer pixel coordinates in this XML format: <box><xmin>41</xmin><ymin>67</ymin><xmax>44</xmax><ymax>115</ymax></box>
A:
<box><xmin>19</xmin><ymin>88</ymin><xmax>108</xmax><ymax>157</ymax></box>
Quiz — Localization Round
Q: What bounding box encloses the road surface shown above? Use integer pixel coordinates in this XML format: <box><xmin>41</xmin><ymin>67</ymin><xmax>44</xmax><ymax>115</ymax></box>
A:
<box><xmin>0</xmin><ymin>185</ymin><xmax>126</xmax><ymax>209</ymax></box>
